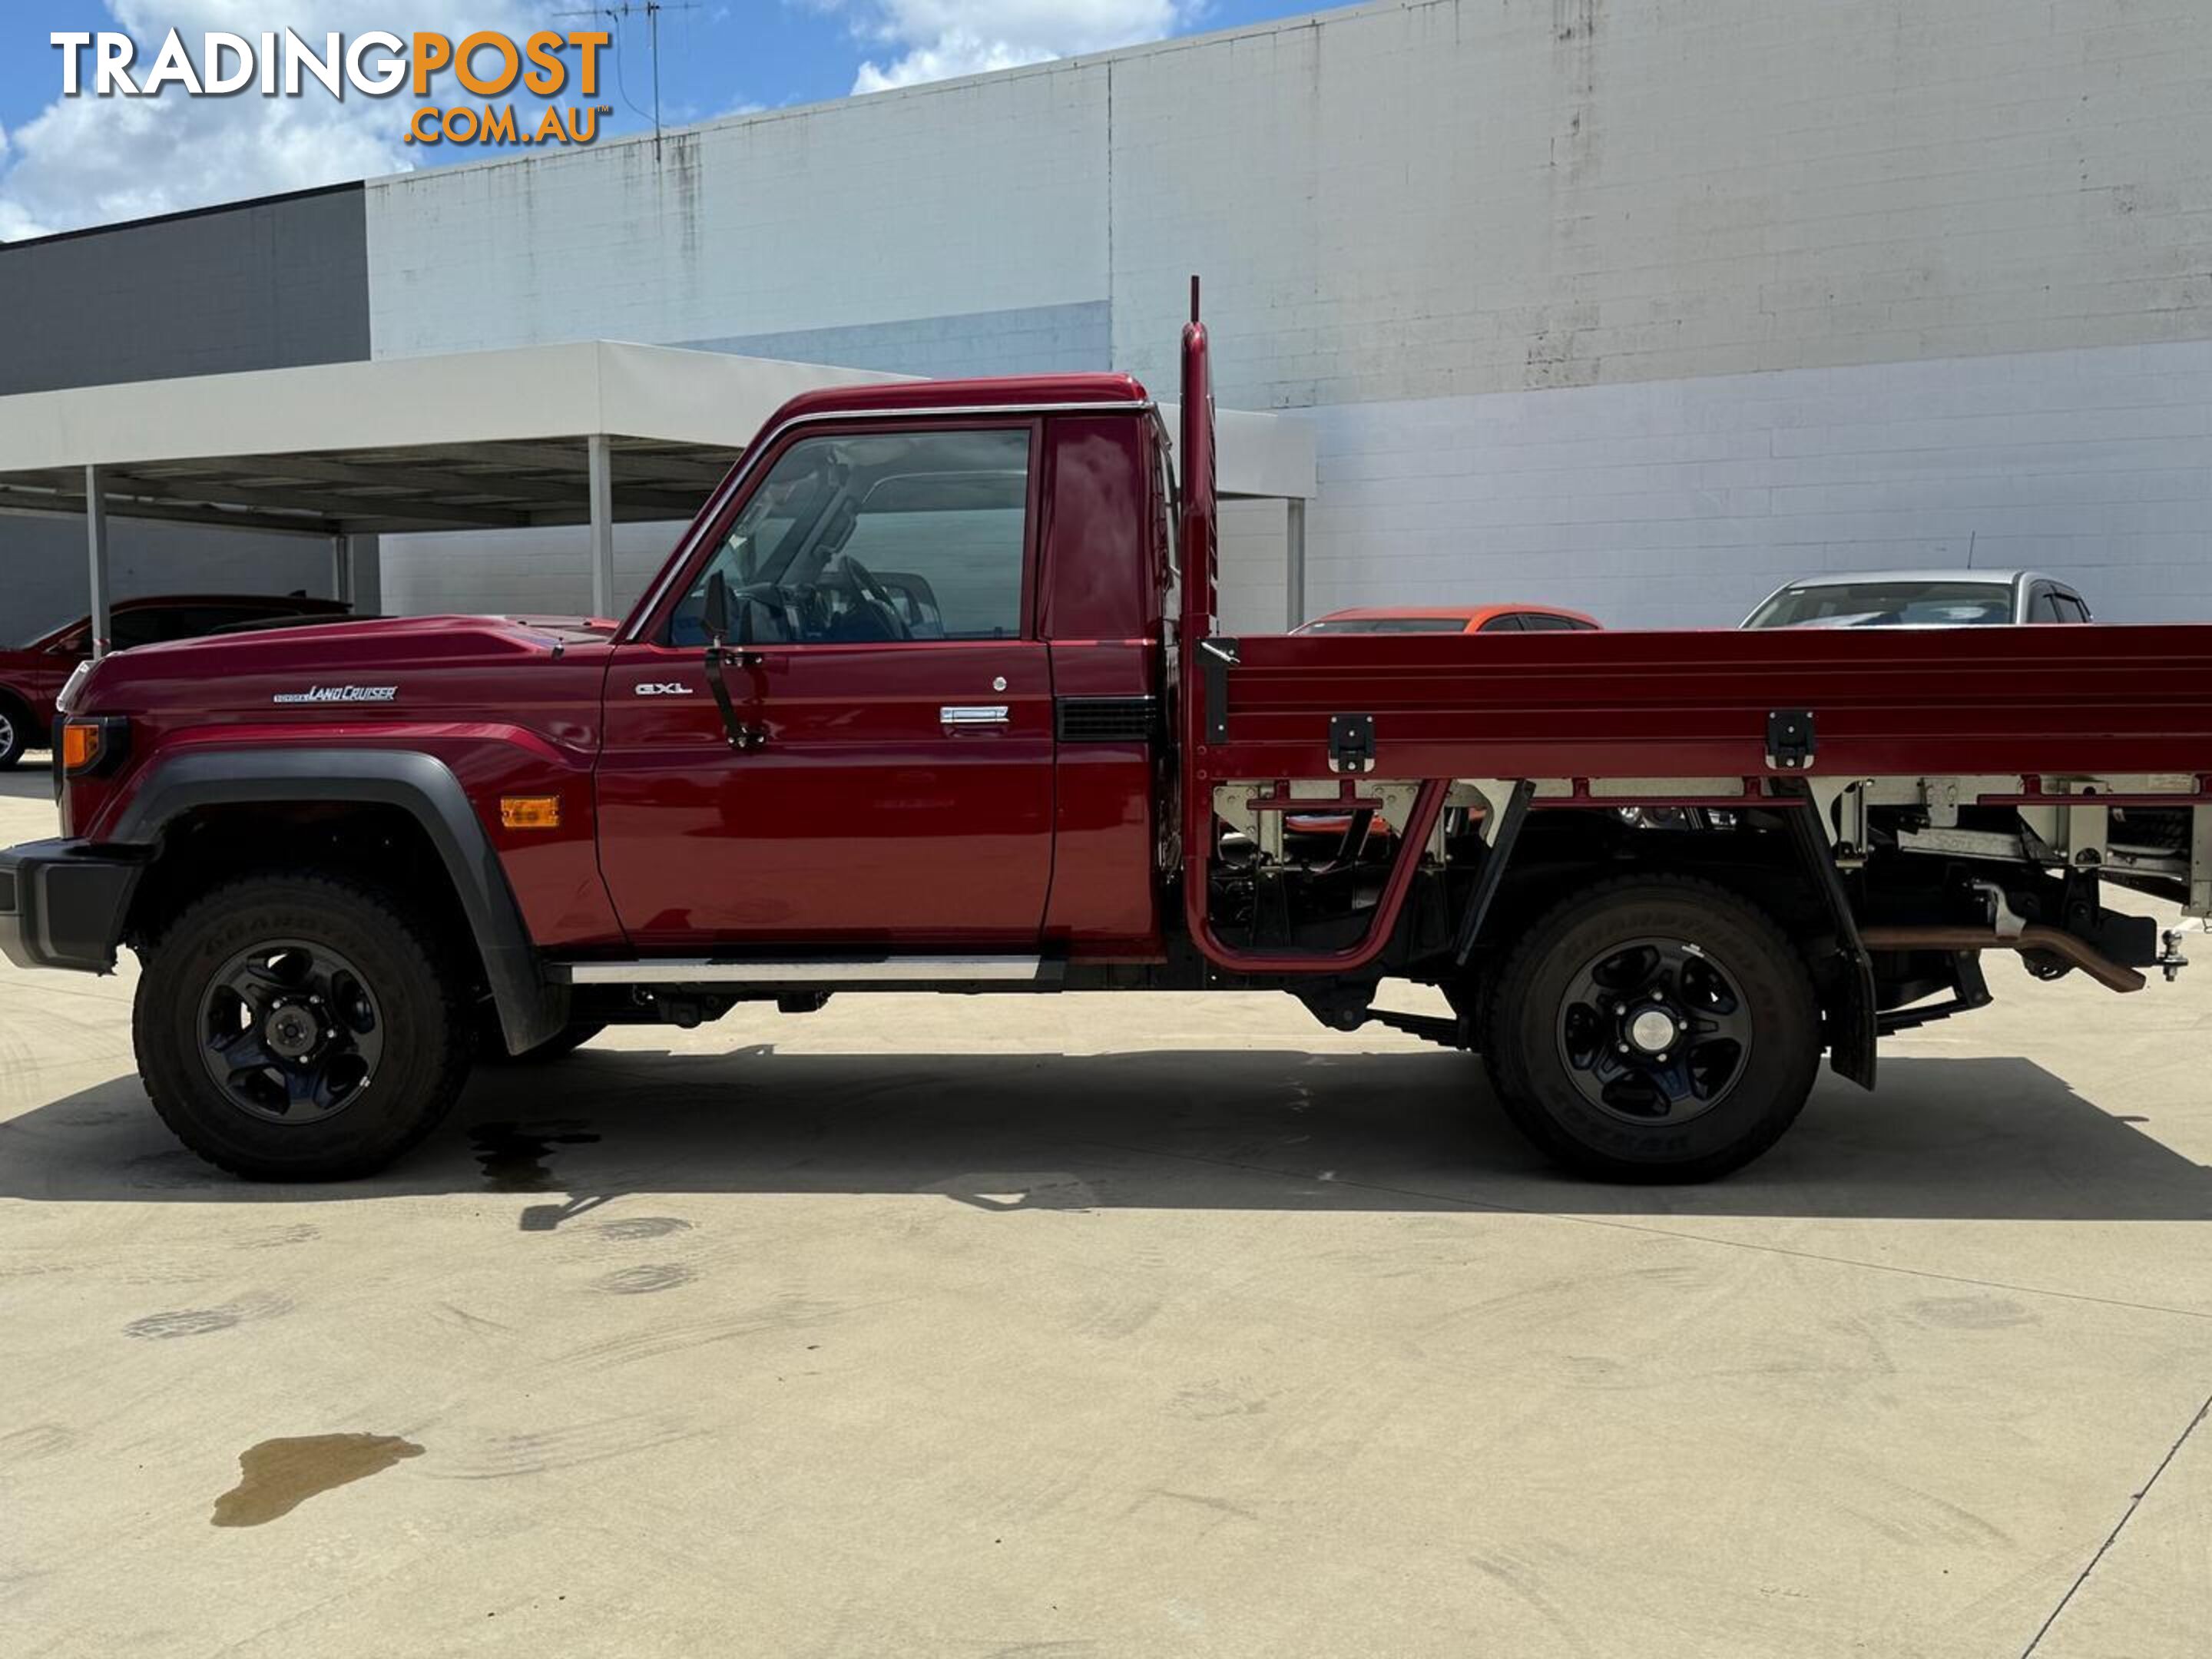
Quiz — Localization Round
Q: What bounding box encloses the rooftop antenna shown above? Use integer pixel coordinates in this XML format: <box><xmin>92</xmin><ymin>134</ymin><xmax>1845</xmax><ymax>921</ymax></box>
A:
<box><xmin>1966</xmin><ymin>529</ymin><xmax>1978</xmax><ymax>569</ymax></box>
<box><xmin>555</xmin><ymin>0</ymin><xmax>699</xmax><ymax>160</ymax></box>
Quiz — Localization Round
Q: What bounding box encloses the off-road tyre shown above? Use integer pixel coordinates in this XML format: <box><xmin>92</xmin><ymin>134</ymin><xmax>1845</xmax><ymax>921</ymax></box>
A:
<box><xmin>1482</xmin><ymin>874</ymin><xmax>1820</xmax><ymax>1183</ymax></box>
<box><xmin>134</xmin><ymin>873</ymin><xmax>472</xmax><ymax>1181</ymax></box>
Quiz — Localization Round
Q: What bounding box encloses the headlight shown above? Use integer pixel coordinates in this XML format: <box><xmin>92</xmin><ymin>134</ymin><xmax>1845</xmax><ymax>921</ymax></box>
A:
<box><xmin>55</xmin><ymin>659</ymin><xmax>93</xmax><ymax>717</ymax></box>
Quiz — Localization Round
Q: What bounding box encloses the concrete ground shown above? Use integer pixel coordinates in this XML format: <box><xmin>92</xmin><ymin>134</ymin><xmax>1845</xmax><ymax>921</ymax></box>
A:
<box><xmin>2</xmin><ymin>763</ymin><xmax>2209</xmax><ymax>1658</ymax></box>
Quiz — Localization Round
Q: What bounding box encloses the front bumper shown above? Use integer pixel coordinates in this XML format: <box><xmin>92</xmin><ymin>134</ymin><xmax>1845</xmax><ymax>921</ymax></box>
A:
<box><xmin>0</xmin><ymin>839</ymin><xmax>144</xmax><ymax>974</ymax></box>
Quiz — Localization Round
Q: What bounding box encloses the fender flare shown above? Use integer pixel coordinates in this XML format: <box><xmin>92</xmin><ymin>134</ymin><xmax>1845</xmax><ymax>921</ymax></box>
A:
<box><xmin>109</xmin><ymin>748</ymin><xmax>565</xmax><ymax>1055</ymax></box>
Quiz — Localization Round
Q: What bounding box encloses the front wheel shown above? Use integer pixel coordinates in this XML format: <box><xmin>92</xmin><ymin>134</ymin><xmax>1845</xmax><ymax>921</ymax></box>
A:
<box><xmin>134</xmin><ymin>874</ymin><xmax>472</xmax><ymax>1181</ymax></box>
<box><xmin>1482</xmin><ymin>876</ymin><xmax>1820</xmax><ymax>1182</ymax></box>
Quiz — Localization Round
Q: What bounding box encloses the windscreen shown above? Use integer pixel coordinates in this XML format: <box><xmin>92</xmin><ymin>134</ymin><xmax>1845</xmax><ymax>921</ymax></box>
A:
<box><xmin>1745</xmin><ymin>581</ymin><xmax>2014</xmax><ymax>628</ymax></box>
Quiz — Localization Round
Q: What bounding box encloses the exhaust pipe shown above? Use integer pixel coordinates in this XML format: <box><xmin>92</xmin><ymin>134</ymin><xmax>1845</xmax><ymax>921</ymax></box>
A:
<box><xmin>1858</xmin><ymin>925</ymin><xmax>2146</xmax><ymax>994</ymax></box>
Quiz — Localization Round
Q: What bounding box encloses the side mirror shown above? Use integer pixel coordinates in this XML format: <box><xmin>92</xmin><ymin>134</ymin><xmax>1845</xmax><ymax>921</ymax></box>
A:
<box><xmin>703</xmin><ymin>570</ymin><xmax>731</xmax><ymax>644</ymax></box>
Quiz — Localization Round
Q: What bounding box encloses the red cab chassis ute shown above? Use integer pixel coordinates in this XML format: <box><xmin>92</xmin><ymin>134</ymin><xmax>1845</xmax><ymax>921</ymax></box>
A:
<box><xmin>4</xmin><ymin>309</ymin><xmax>2207</xmax><ymax>1182</ymax></box>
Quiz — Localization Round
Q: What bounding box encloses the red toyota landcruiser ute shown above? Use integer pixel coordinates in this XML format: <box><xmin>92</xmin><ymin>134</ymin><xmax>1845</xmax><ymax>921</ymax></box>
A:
<box><xmin>3</xmin><ymin>302</ymin><xmax>2206</xmax><ymax>1184</ymax></box>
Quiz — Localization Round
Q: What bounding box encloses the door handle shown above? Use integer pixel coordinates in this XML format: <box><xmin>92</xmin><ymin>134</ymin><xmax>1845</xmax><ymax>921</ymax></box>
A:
<box><xmin>940</xmin><ymin>704</ymin><xmax>1009</xmax><ymax>727</ymax></box>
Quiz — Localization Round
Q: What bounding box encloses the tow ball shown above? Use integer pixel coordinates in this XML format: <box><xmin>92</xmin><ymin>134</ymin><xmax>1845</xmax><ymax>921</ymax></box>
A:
<box><xmin>2159</xmin><ymin>929</ymin><xmax>2190</xmax><ymax>983</ymax></box>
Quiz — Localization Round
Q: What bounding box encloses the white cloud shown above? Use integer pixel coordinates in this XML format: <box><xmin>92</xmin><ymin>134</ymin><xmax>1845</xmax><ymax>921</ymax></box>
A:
<box><xmin>0</xmin><ymin>2</ymin><xmax>555</xmax><ymax>240</ymax></box>
<box><xmin>841</xmin><ymin>0</ymin><xmax>1198</xmax><ymax>95</ymax></box>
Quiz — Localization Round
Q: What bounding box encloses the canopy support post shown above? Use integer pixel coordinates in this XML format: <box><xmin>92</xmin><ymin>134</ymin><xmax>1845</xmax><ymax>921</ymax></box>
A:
<box><xmin>588</xmin><ymin>433</ymin><xmax>615</xmax><ymax>619</ymax></box>
<box><xmin>84</xmin><ymin>464</ymin><xmax>112</xmax><ymax>659</ymax></box>
<box><xmin>1285</xmin><ymin>497</ymin><xmax>1306</xmax><ymax>630</ymax></box>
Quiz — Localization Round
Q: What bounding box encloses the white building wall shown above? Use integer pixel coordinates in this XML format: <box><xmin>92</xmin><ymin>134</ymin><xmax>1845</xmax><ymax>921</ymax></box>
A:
<box><xmin>375</xmin><ymin>521</ymin><xmax>692</xmax><ymax>619</ymax></box>
<box><xmin>1104</xmin><ymin>0</ymin><xmax>2212</xmax><ymax>406</ymax></box>
<box><xmin>1308</xmin><ymin>341</ymin><xmax>2212</xmax><ymax>628</ymax></box>
<box><xmin>366</xmin><ymin>68</ymin><xmax>1110</xmax><ymax>363</ymax></box>
<box><xmin>362</xmin><ymin>0</ymin><xmax>2212</xmax><ymax>627</ymax></box>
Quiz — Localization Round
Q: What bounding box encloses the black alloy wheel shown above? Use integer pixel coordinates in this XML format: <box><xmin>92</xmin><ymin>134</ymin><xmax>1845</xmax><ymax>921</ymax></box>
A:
<box><xmin>1555</xmin><ymin>936</ymin><xmax>1753</xmax><ymax>1126</ymax></box>
<box><xmin>197</xmin><ymin>939</ymin><xmax>386</xmax><ymax>1124</ymax></box>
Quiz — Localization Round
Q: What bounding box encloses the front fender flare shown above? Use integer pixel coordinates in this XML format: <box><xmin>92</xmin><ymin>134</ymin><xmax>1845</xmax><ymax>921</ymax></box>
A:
<box><xmin>108</xmin><ymin>748</ymin><xmax>565</xmax><ymax>1054</ymax></box>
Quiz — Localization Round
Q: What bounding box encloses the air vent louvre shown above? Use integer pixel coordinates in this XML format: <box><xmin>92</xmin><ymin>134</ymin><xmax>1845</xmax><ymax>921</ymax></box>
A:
<box><xmin>1055</xmin><ymin>696</ymin><xmax>1160</xmax><ymax>743</ymax></box>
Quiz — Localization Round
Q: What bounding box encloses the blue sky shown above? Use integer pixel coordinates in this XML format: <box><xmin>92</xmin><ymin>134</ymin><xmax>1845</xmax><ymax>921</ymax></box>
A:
<box><xmin>0</xmin><ymin>2</ymin><xmax>1343</xmax><ymax>239</ymax></box>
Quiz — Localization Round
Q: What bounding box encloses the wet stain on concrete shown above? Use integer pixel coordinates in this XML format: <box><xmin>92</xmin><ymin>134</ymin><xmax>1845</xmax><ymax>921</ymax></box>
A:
<box><xmin>0</xmin><ymin>1424</ymin><xmax>72</xmax><ymax>1464</ymax></box>
<box><xmin>469</xmin><ymin>1121</ymin><xmax>600</xmax><ymax>1191</ymax></box>
<box><xmin>233</xmin><ymin>1224</ymin><xmax>321</xmax><ymax>1250</ymax></box>
<box><xmin>596</xmin><ymin>1216</ymin><xmax>694</xmax><ymax>1241</ymax></box>
<box><xmin>211</xmin><ymin>1434</ymin><xmax>424</xmax><ymax>1527</ymax></box>
<box><xmin>127</xmin><ymin>1308</ymin><xmax>240</xmax><ymax>1339</ymax></box>
<box><xmin>596</xmin><ymin>1263</ymin><xmax>698</xmax><ymax>1296</ymax></box>
<box><xmin>1911</xmin><ymin>1296</ymin><xmax>2039</xmax><ymax>1330</ymax></box>
<box><xmin>123</xmin><ymin>1293</ymin><xmax>290</xmax><ymax>1340</ymax></box>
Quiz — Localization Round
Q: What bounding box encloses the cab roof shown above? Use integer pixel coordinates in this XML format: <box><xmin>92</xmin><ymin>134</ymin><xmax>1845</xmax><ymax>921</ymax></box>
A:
<box><xmin>767</xmin><ymin>373</ymin><xmax>1151</xmax><ymax>426</ymax></box>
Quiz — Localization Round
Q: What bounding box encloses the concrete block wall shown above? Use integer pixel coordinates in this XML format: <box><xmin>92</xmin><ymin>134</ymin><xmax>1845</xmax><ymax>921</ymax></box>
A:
<box><xmin>1217</xmin><ymin>499</ymin><xmax>1292</xmax><ymax>634</ymax></box>
<box><xmin>0</xmin><ymin>186</ymin><xmax>371</xmax><ymax>397</ymax></box>
<box><xmin>375</xmin><ymin>522</ymin><xmax>693</xmax><ymax>619</ymax></box>
<box><xmin>364</xmin><ymin>70</ymin><xmax>1110</xmax><ymax>362</ymax></box>
<box><xmin>352</xmin><ymin>0</ymin><xmax>2212</xmax><ymax>626</ymax></box>
<box><xmin>1306</xmin><ymin>339</ymin><xmax>2212</xmax><ymax>628</ymax></box>
<box><xmin>1106</xmin><ymin>0</ymin><xmax>2212</xmax><ymax>407</ymax></box>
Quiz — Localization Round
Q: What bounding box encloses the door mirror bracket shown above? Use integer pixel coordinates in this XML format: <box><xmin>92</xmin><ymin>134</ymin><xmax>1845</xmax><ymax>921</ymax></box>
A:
<box><xmin>701</xmin><ymin>571</ymin><xmax>768</xmax><ymax>752</ymax></box>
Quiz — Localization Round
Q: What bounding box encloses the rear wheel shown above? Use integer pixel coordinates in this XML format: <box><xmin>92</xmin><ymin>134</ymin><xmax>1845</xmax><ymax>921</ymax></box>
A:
<box><xmin>1482</xmin><ymin>876</ymin><xmax>1820</xmax><ymax>1182</ymax></box>
<box><xmin>134</xmin><ymin>874</ymin><xmax>472</xmax><ymax>1180</ymax></box>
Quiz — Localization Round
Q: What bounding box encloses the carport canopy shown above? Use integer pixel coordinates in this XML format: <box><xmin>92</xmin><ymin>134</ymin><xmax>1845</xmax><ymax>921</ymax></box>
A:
<box><xmin>0</xmin><ymin>340</ymin><xmax>1319</xmax><ymax>651</ymax></box>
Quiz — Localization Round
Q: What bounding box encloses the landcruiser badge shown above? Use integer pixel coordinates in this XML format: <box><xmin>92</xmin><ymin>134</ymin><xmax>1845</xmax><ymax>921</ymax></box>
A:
<box><xmin>272</xmin><ymin>685</ymin><xmax>399</xmax><ymax>705</ymax></box>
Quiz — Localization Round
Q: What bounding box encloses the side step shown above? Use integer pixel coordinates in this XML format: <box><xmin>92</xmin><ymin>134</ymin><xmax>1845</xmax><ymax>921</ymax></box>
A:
<box><xmin>551</xmin><ymin>955</ymin><xmax>1055</xmax><ymax>988</ymax></box>
<box><xmin>1364</xmin><ymin>1007</ymin><xmax>1467</xmax><ymax>1050</ymax></box>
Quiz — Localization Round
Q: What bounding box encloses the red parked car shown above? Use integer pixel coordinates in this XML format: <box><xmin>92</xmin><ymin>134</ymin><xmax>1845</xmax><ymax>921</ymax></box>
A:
<box><xmin>1284</xmin><ymin>604</ymin><xmax>1601</xmax><ymax>836</ymax></box>
<box><xmin>0</xmin><ymin>594</ymin><xmax>351</xmax><ymax>768</ymax></box>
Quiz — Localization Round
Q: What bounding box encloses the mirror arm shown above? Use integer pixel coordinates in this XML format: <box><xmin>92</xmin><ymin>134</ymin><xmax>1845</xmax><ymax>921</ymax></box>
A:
<box><xmin>700</xmin><ymin>571</ymin><xmax>767</xmax><ymax>752</ymax></box>
<box><xmin>703</xmin><ymin>637</ymin><xmax>767</xmax><ymax>753</ymax></box>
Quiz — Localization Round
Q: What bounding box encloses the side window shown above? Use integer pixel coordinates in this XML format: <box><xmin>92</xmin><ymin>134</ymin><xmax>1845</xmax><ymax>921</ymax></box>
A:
<box><xmin>1517</xmin><ymin>613</ymin><xmax>1578</xmax><ymax>632</ymax></box>
<box><xmin>673</xmin><ymin>428</ymin><xmax>1031</xmax><ymax>645</ymax></box>
<box><xmin>1476</xmin><ymin>614</ymin><xmax>1524</xmax><ymax>633</ymax></box>
<box><xmin>171</xmin><ymin>606</ymin><xmax>269</xmax><ymax>637</ymax></box>
<box><xmin>109</xmin><ymin>608</ymin><xmax>187</xmax><ymax>649</ymax></box>
<box><xmin>2055</xmin><ymin>594</ymin><xmax>2091</xmax><ymax>624</ymax></box>
<box><xmin>2027</xmin><ymin>588</ymin><xmax>2063</xmax><ymax>624</ymax></box>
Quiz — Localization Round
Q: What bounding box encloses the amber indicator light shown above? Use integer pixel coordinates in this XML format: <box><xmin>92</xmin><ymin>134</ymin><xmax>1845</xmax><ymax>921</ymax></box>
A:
<box><xmin>61</xmin><ymin>723</ymin><xmax>101</xmax><ymax>771</ymax></box>
<box><xmin>499</xmin><ymin>795</ymin><xmax>562</xmax><ymax>830</ymax></box>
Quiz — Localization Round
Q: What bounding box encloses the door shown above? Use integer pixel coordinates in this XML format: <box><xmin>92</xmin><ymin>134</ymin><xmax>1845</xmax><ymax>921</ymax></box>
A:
<box><xmin>597</xmin><ymin>422</ymin><xmax>1056</xmax><ymax>949</ymax></box>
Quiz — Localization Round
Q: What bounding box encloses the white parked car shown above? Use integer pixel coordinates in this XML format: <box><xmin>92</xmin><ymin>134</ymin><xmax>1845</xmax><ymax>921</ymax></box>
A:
<box><xmin>1741</xmin><ymin>568</ymin><xmax>2094</xmax><ymax>628</ymax></box>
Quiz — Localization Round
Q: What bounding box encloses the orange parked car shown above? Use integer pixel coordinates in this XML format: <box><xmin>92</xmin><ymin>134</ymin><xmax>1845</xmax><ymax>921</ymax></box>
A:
<box><xmin>1285</xmin><ymin>604</ymin><xmax>1602</xmax><ymax>837</ymax></box>
<box><xmin>1291</xmin><ymin>603</ymin><xmax>1601</xmax><ymax>638</ymax></box>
